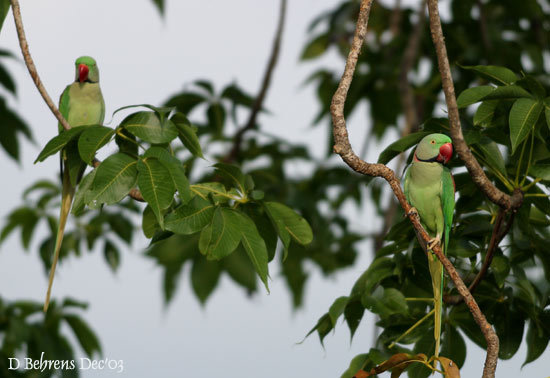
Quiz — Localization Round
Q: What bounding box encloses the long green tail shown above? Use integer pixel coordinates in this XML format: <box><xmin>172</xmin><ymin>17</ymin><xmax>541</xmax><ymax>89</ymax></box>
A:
<box><xmin>428</xmin><ymin>252</ymin><xmax>443</xmax><ymax>359</ymax></box>
<box><xmin>43</xmin><ymin>169</ymin><xmax>74</xmax><ymax>312</ymax></box>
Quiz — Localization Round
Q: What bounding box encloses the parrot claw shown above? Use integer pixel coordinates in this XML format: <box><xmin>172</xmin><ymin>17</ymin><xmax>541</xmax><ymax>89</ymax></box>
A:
<box><xmin>427</xmin><ymin>236</ymin><xmax>441</xmax><ymax>250</ymax></box>
<box><xmin>407</xmin><ymin>207</ymin><xmax>418</xmax><ymax>217</ymax></box>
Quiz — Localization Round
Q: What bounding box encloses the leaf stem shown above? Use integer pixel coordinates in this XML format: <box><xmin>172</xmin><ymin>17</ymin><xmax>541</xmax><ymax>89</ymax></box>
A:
<box><xmin>520</xmin><ymin>131</ymin><xmax>535</xmax><ymax>187</ymax></box>
<box><xmin>388</xmin><ymin>309</ymin><xmax>435</xmax><ymax>349</ymax></box>
<box><xmin>515</xmin><ymin>136</ymin><xmax>528</xmax><ymax>187</ymax></box>
<box><xmin>522</xmin><ymin>178</ymin><xmax>541</xmax><ymax>192</ymax></box>
<box><xmin>405</xmin><ymin>297</ymin><xmax>434</xmax><ymax>302</ymax></box>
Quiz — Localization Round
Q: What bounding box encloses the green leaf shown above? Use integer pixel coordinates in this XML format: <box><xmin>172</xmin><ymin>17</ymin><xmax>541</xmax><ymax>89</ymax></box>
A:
<box><xmin>473</xmin><ymin>100</ymin><xmax>499</xmax><ymax>127</ymax></box>
<box><xmin>482</xmin><ymin>85</ymin><xmax>532</xmax><ymax>101</ymax></box>
<box><xmin>137</xmin><ymin>157</ymin><xmax>175</xmax><ymax>229</ymax></box>
<box><xmin>107</xmin><ymin>214</ymin><xmax>133</xmax><ymax>244</ymax></box>
<box><xmin>441</xmin><ymin>324</ymin><xmax>466</xmax><ymax>368</ymax></box>
<box><xmin>103</xmin><ymin>239</ymin><xmax>120</xmax><ymax>272</ymax></box>
<box><xmin>77</xmin><ymin>126</ymin><xmax>115</xmax><ymax>165</ymax></box>
<box><xmin>165</xmin><ymin>196</ymin><xmax>215</xmax><ymax>235</ymax></box>
<box><xmin>151</xmin><ymin>0</ymin><xmax>164</xmax><ymax>15</ymax></box>
<box><xmin>214</xmin><ymin>163</ymin><xmax>247</xmax><ymax>195</ymax></box>
<box><xmin>191</xmin><ymin>182</ymin><xmax>229</xmax><ymax>202</ymax></box>
<box><xmin>517</xmin><ymin>76</ymin><xmax>546</xmax><ymax>99</ymax></box>
<box><xmin>144</xmin><ymin>147</ymin><xmax>191</xmax><ymax>202</ymax></box>
<box><xmin>64</xmin><ymin>314</ymin><xmax>101</xmax><ymax>357</ymax></box>
<box><xmin>460</xmin><ymin>65</ymin><xmax>518</xmax><ymax>85</ymax></box>
<box><xmin>509</xmin><ymin>98</ymin><xmax>543</xmax><ymax>154</ymax></box>
<box><xmin>0</xmin><ymin>63</ymin><xmax>15</xmax><ymax>95</ymax></box>
<box><xmin>457</xmin><ymin>86</ymin><xmax>495</xmax><ymax>108</ymax></box>
<box><xmin>491</xmin><ymin>255</ymin><xmax>510</xmax><ymax>288</ymax></box>
<box><xmin>172</xmin><ymin>113</ymin><xmax>203</xmax><ymax>158</ymax></box>
<box><xmin>0</xmin><ymin>0</ymin><xmax>10</xmax><ymax>33</ymax></box>
<box><xmin>529</xmin><ymin>164</ymin><xmax>550</xmax><ymax>180</ymax></box>
<box><xmin>34</xmin><ymin>127</ymin><xmax>89</xmax><ymax>163</ymax></box>
<box><xmin>329</xmin><ymin>296</ymin><xmax>349</xmax><ymax>327</ymax></box>
<box><xmin>142</xmin><ymin>205</ymin><xmax>158</xmax><ymax>238</ymax></box>
<box><xmin>71</xmin><ymin>169</ymin><xmax>97</xmax><ymax>215</ymax></box>
<box><xmin>495</xmin><ymin>305</ymin><xmax>524</xmax><ymax>360</ymax></box>
<box><xmin>115</xmin><ymin>127</ymin><xmax>138</xmax><ymax>156</ymax></box>
<box><xmin>377</xmin><ymin>132</ymin><xmax>431</xmax><ymax>164</ymax></box>
<box><xmin>198</xmin><ymin>207</ymin><xmax>242</xmax><ymax>260</ymax></box>
<box><xmin>362</xmin><ymin>287</ymin><xmax>408</xmax><ymax>317</ymax></box>
<box><xmin>112</xmin><ymin>104</ymin><xmax>175</xmax><ymax>123</ymax></box>
<box><xmin>340</xmin><ymin>353</ymin><xmax>370</xmax><ymax>378</ymax></box>
<box><xmin>223</xmin><ymin>246</ymin><xmax>257</xmax><ymax>292</ymax></box>
<box><xmin>344</xmin><ymin>299</ymin><xmax>365</xmax><ymax>340</ymax></box>
<box><xmin>165</xmin><ymin>92</ymin><xmax>206</xmax><ymax>114</ymax></box>
<box><xmin>236</xmin><ymin>212</ymin><xmax>269</xmax><ymax>291</ymax></box>
<box><xmin>545</xmin><ymin>98</ymin><xmax>550</xmax><ymax>131</ymax></box>
<box><xmin>301</xmin><ymin>33</ymin><xmax>330</xmax><ymax>60</ymax></box>
<box><xmin>191</xmin><ymin>257</ymin><xmax>221</xmax><ymax>304</ymax></box>
<box><xmin>363</xmin><ymin>257</ymin><xmax>396</xmax><ymax>294</ymax></box>
<box><xmin>119</xmin><ymin>111</ymin><xmax>178</xmax><ymax>143</ymax></box>
<box><xmin>523</xmin><ymin>314</ymin><xmax>550</xmax><ymax>366</ymax></box>
<box><xmin>207</xmin><ymin>102</ymin><xmax>226</xmax><ymax>136</ymax></box>
<box><xmin>86</xmin><ymin>153</ymin><xmax>138</xmax><ymax>206</ymax></box>
<box><xmin>264</xmin><ymin>202</ymin><xmax>313</xmax><ymax>259</ymax></box>
<box><xmin>474</xmin><ymin>137</ymin><xmax>508</xmax><ymax>178</ymax></box>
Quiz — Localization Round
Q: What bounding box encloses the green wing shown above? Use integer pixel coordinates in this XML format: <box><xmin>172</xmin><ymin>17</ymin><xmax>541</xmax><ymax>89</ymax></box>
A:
<box><xmin>58</xmin><ymin>85</ymin><xmax>71</xmax><ymax>133</ymax></box>
<box><xmin>403</xmin><ymin>166</ymin><xmax>411</xmax><ymax>205</ymax></box>
<box><xmin>441</xmin><ymin>167</ymin><xmax>455</xmax><ymax>253</ymax></box>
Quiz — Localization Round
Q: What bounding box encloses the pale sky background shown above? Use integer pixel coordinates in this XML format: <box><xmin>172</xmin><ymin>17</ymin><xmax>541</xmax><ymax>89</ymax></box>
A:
<box><xmin>0</xmin><ymin>1</ymin><xmax>548</xmax><ymax>377</ymax></box>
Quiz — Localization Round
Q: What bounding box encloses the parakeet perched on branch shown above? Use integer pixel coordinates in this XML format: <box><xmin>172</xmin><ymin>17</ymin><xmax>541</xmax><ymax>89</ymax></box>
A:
<box><xmin>44</xmin><ymin>56</ymin><xmax>105</xmax><ymax>312</ymax></box>
<box><xmin>403</xmin><ymin>133</ymin><xmax>455</xmax><ymax>358</ymax></box>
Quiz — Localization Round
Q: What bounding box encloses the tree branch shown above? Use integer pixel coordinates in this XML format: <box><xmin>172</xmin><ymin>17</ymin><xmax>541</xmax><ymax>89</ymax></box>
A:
<box><xmin>9</xmin><ymin>0</ymin><xmax>71</xmax><ymax>131</ymax></box>
<box><xmin>331</xmin><ymin>1</ymin><xmax>499</xmax><ymax>377</ymax></box>
<box><xmin>426</xmin><ymin>0</ymin><xmax>521</xmax><ymax>212</ymax></box>
<box><xmin>224</xmin><ymin>0</ymin><xmax>286</xmax><ymax>163</ymax></box>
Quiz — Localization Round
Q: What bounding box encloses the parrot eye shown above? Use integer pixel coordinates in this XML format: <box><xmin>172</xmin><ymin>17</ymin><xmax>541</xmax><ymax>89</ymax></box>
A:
<box><xmin>430</xmin><ymin>140</ymin><xmax>436</xmax><ymax>144</ymax></box>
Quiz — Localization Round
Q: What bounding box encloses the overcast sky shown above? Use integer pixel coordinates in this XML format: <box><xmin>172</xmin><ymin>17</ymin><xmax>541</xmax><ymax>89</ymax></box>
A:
<box><xmin>0</xmin><ymin>1</ymin><xmax>548</xmax><ymax>377</ymax></box>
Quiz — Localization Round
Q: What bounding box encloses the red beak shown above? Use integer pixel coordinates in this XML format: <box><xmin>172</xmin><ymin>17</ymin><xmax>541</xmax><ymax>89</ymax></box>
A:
<box><xmin>437</xmin><ymin>142</ymin><xmax>453</xmax><ymax>164</ymax></box>
<box><xmin>79</xmin><ymin>64</ymin><xmax>89</xmax><ymax>83</ymax></box>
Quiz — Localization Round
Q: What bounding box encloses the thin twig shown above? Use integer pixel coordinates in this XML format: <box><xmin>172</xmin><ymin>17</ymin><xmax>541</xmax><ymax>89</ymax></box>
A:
<box><xmin>426</xmin><ymin>0</ymin><xmax>521</xmax><ymax>212</ymax></box>
<box><xmin>224</xmin><ymin>0</ymin><xmax>287</xmax><ymax>163</ymax></box>
<box><xmin>331</xmin><ymin>2</ymin><xmax>498</xmax><ymax>377</ymax></box>
<box><xmin>9</xmin><ymin>0</ymin><xmax>71</xmax><ymax>131</ymax></box>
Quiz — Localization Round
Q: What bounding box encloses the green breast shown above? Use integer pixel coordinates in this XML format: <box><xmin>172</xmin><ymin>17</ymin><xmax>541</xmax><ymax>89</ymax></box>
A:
<box><xmin>407</xmin><ymin>161</ymin><xmax>444</xmax><ymax>236</ymax></box>
<box><xmin>67</xmin><ymin>82</ymin><xmax>105</xmax><ymax>127</ymax></box>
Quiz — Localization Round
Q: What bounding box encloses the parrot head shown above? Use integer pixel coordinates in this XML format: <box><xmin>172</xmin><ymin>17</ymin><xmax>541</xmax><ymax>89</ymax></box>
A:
<box><xmin>414</xmin><ymin>133</ymin><xmax>453</xmax><ymax>164</ymax></box>
<box><xmin>74</xmin><ymin>56</ymin><xmax>99</xmax><ymax>83</ymax></box>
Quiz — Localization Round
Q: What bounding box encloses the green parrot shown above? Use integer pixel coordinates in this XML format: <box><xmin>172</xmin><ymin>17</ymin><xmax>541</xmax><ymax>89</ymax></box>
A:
<box><xmin>43</xmin><ymin>56</ymin><xmax>105</xmax><ymax>312</ymax></box>
<box><xmin>403</xmin><ymin>133</ymin><xmax>455</xmax><ymax>359</ymax></box>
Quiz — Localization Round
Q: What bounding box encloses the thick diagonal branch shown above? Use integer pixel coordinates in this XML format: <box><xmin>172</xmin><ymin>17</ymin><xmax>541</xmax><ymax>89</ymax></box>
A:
<box><xmin>331</xmin><ymin>1</ymin><xmax>498</xmax><ymax>377</ymax></box>
<box><xmin>426</xmin><ymin>0</ymin><xmax>521</xmax><ymax>212</ymax></box>
<box><xmin>224</xmin><ymin>0</ymin><xmax>287</xmax><ymax>163</ymax></box>
<box><xmin>9</xmin><ymin>0</ymin><xmax>71</xmax><ymax>131</ymax></box>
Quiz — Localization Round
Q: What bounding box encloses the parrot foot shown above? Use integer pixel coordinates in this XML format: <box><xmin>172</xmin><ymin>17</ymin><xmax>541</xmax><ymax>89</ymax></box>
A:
<box><xmin>406</xmin><ymin>207</ymin><xmax>418</xmax><ymax>217</ymax></box>
<box><xmin>427</xmin><ymin>235</ymin><xmax>441</xmax><ymax>251</ymax></box>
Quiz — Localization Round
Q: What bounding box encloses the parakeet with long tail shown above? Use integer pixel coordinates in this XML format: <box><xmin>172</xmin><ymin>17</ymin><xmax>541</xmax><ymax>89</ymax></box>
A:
<box><xmin>44</xmin><ymin>56</ymin><xmax>105</xmax><ymax>312</ymax></box>
<box><xmin>403</xmin><ymin>133</ymin><xmax>455</xmax><ymax>359</ymax></box>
